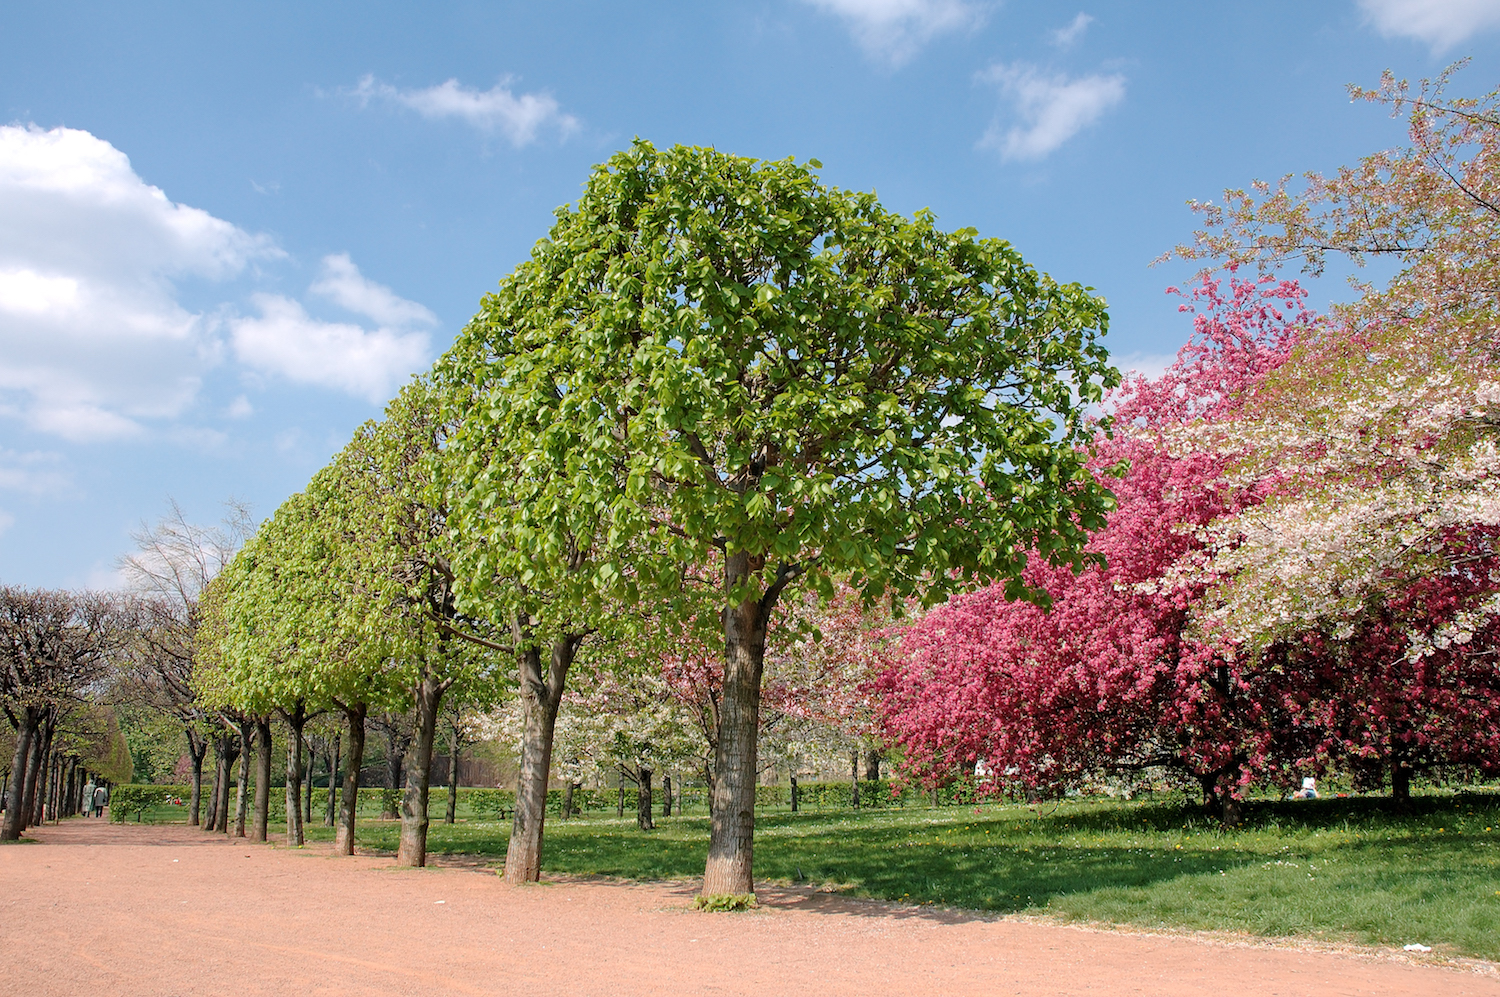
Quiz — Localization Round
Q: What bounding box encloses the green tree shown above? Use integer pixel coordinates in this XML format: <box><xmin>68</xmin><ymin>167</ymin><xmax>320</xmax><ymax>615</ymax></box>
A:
<box><xmin>441</xmin><ymin>142</ymin><xmax>1118</xmax><ymax>896</ymax></box>
<box><xmin>332</xmin><ymin>381</ymin><xmax>506</xmax><ymax>867</ymax></box>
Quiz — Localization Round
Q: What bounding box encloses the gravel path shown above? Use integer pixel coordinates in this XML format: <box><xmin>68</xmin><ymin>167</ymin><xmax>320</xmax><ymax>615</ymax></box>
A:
<box><xmin>3</xmin><ymin>816</ymin><xmax>1496</xmax><ymax>996</ymax></box>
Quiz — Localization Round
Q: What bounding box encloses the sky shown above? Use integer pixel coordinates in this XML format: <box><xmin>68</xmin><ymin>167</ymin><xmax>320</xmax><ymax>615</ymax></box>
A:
<box><xmin>1</xmin><ymin>0</ymin><xmax>1498</xmax><ymax>588</ymax></box>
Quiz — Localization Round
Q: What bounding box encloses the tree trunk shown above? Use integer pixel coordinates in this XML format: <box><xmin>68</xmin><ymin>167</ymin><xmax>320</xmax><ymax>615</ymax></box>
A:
<box><xmin>20</xmin><ymin>722</ymin><xmax>48</xmax><ymax>829</ymax></box>
<box><xmin>703</xmin><ymin>554</ymin><xmax>770</xmax><ymax>898</ymax></box>
<box><xmin>186</xmin><ymin>727</ymin><xmax>207</xmax><ymax>828</ymax></box>
<box><xmin>45</xmin><ymin>753</ymin><xmax>59</xmax><ymax>823</ymax></box>
<box><xmin>205</xmin><ymin>738</ymin><xmax>225</xmax><ymax>833</ymax></box>
<box><xmin>864</xmin><ymin>751</ymin><xmax>881</xmax><ymax>782</ymax></box>
<box><xmin>380</xmin><ymin>723</ymin><xmax>409</xmax><ymax>819</ymax></box>
<box><xmin>304</xmin><ymin>735</ymin><xmax>315</xmax><ymax>828</ymax></box>
<box><xmin>850</xmin><ymin>749</ymin><xmax>860</xmax><ymax>810</ymax></box>
<box><xmin>38</xmin><ymin>726</ymin><xmax>56</xmax><ymax>821</ymax></box>
<box><xmin>1392</xmin><ymin>757</ymin><xmax>1412</xmax><ymax>808</ymax></box>
<box><xmin>662</xmin><ymin>773</ymin><xmax>672</xmax><ymax>818</ymax></box>
<box><xmin>41</xmin><ymin>753</ymin><xmax>55</xmax><ymax>823</ymax></box>
<box><xmin>636</xmin><ymin>766</ymin><xmax>655</xmax><ymax>831</ymax></box>
<box><xmin>445</xmin><ymin>725</ymin><xmax>459</xmax><ymax>825</ymax></box>
<box><xmin>253</xmin><ymin>718</ymin><xmax>272</xmax><ymax>843</ymax></box>
<box><xmin>217</xmin><ymin>736</ymin><xmax>240</xmax><ymax>833</ymax></box>
<box><xmin>1197</xmin><ymin>772</ymin><xmax>1220</xmax><ymax>818</ymax></box>
<box><xmin>790</xmin><ymin>772</ymin><xmax>799</xmax><ymax>813</ymax></box>
<box><xmin>234</xmin><ymin>720</ymin><xmax>252</xmax><ymax>837</ymax></box>
<box><xmin>503</xmin><ymin>634</ymin><xmax>580</xmax><ymax>885</ymax></box>
<box><xmin>397</xmin><ymin>675</ymin><xmax>446</xmax><ymax>868</ymax></box>
<box><xmin>280</xmin><ymin>703</ymin><xmax>307</xmax><ymax>846</ymax></box>
<box><xmin>325</xmin><ymin>735</ymin><xmax>340</xmax><ymax>828</ymax></box>
<box><xmin>561</xmin><ymin>778</ymin><xmax>576</xmax><ymax>821</ymax></box>
<box><xmin>336</xmin><ymin>704</ymin><xmax>366</xmax><ymax>856</ymax></box>
<box><xmin>617</xmin><ymin>768</ymin><xmax>624</xmax><ymax>818</ymax></box>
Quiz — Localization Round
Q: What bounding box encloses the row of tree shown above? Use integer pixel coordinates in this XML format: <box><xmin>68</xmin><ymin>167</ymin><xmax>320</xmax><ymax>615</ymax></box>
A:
<box><xmin>192</xmin><ymin>140</ymin><xmax>1117</xmax><ymax>896</ymax></box>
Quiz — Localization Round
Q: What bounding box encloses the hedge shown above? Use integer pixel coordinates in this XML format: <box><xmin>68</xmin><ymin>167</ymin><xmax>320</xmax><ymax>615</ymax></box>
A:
<box><xmin>109</xmin><ymin>784</ymin><xmax>189</xmax><ymax>822</ymax></box>
<box><xmin>107</xmin><ymin>777</ymin><xmax>978</xmax><ymax>825</ymax></box>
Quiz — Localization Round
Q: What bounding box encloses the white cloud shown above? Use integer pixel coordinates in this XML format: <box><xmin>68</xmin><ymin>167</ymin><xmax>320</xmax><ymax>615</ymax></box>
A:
<box><xmin>311</xmin><ymin>252</ymin><xmax>437</xmax><ymax>328</ymax></box>
<box><xmin>1051</xmin><ymin>12</ymin><xmax>1093</xmax><ymax>47</ymax></box>
<box><xmin>83</xmin><ymin>562</ymin><xmax>129</xmax><ymax>592</ymax></box>
<box><xmin>350</xmin><ymin>75</ymin><xmax>579</xmax><ymax>145</ymax></box>
<box><xmin>226</xmin><ymin>394</ymin><xmax>253</xmax><ymax>419</ymax></box>
<box><xmin>0</xmin><ymin>448</ymin><xmax>70</xmax><ymax>495</ymax></box>
<box><xmin>0</xmin><ymin>124</ymin><xmax>279</xmax><ymax>440</ymax></box>
<box><xmin>231</xmin><ymin>265</ymin><xmax>431</xmax><ymax>403</ymax></box>
<box><xmin>977</xmin><ymin>63</ymin><xmax>1125</xmax><ymax>161</ymax></box>
<box><xmin>1358</xmin><ymin>0</ymin><xmax>1500</xmax><ymax>51</ymax></box>
<box><xmin>800</xmin><ymin>0</ymin><xmax>983</xmax><ymax>65</ymax></box>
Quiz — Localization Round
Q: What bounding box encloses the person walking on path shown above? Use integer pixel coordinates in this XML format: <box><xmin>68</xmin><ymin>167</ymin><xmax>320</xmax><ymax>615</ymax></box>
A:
<box><xmin>92</xmin><ymin>784</ymin><xmax>108</xmax><ymax>820</ymax></box>
<box><xmin>82</xmin><ymin>779</ymin><xmax>96</xmax><ymax>817</ymax></box>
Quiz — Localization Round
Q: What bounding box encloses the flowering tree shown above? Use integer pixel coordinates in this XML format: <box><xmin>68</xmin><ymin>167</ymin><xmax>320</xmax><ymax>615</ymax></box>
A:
<box><xmin>879</xmin><ymin>274</ymin><xmax>1315</xmax><ymax>820</ymax></box>
<box><xmin>1173</xmin><ymin>66</ymin><xmax>1500</xmax><ymax>654</ymax></box>
<box><xmin>1168</xmin><ymin>67</ymin><xmax>1500</xmax><ymax>796</ymax></box>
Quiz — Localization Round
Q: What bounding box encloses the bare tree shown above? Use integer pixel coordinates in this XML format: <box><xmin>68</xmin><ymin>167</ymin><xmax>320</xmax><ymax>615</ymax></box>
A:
<box><xmin>115</xmin><ymin>499</ymin><xmax>252</xmax><ymax>826</ymax></box>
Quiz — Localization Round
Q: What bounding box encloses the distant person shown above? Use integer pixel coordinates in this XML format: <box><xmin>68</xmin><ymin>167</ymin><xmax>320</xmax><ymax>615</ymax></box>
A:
<box><xmin>93</xmin><ymin>784</ymin><xmax>109</xmax><ymax>818</ymax></box>
<box><xmin>1293</xmin><ymin>777</ymin><xmax>1318</xmax><ymax>800</ymax></box>
<box><xmin>82</xmin><ymin>779</ymin><xmax>96</xmax><ymax>817</ymax></box>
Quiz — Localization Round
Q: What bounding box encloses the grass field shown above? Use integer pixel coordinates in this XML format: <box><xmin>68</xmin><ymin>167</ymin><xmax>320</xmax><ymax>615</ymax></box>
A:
<box><xmin>129</xmin><ymin>790</ymin><xmax>1500</xmax><ymax>960</ymax></box>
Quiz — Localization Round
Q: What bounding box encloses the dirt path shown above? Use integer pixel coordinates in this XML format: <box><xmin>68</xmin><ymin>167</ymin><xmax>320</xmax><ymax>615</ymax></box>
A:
<box><xmin>3</xmin><ymin>817</ymin><xmax>1496</xmax><ymax>997</ymax></box>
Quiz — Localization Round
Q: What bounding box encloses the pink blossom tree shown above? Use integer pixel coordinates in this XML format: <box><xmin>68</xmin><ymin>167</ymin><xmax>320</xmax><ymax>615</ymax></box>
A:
<box><xmin>879</xmin><ymin>274</ymin><xmax>1315</xmax><ymax>821</ymax></box>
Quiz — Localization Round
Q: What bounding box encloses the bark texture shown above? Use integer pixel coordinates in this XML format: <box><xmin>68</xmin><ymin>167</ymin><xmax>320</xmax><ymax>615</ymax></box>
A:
<box><xmin>280</xmin><ymin>703</ymin><xmax>307</xmax><ymax>846</ymax></box>
<box><xmin>1</xmin><ymin>715</ymin><xmax>35</xmax><ymax>839</ymax></box>
<box><xmin>185</xmin><ymin>727</ymin><xmax>207</xmax><ymax>828</ymax></box>
<box><xmin>636</xmin><ymin>766</ymin><xmax>655</xmax><ymax>831</ymax></box>
<box><xmin>20</xmin><ymin>725</ymin><xmax>46</xmax><ymax>828</ymax></box>
<box><xmin>849</xmin><ymin>749</ymin><xmax>860</xmax><ymax>810</ymax></box>
<box><xmin>252</xmin><ymin>719</ymin><xmax>272</xmax><ymax>843</ymax></box>
<box><xmin>204</xmin><ymin>739</ymin><xmax>225</xmax><ymax>832</ymax></box>
<box><xmin>216</xmin><ymin>734</ymin><xmax>240</xmax><ymax>834</ymax></box>
<box><xmin>304</xmin><ymin>742</ymin><xmax>315</xmax><ymax>828</ymax></box>
<box><xmin>1392</xmin><ymin>758</ymin><xmax>1412</xmax><ymax>807</ymax></box>
<box><xmin>703</xmin><ymin>554</ymin><xmax>771</xmax><ymax>898</ymax></box>
<box><xmin>503</xmin><ymin>635</ymin><xmax>581</xmax><ymax>885</ymax></box>
<box><xmin>234</xmin><ymin>720</ymin><xmax>252</xmax><ymax>838</ymax></box>
<box><xmin>396</xmin><ymin>675</ymin><xmax>446</xmax><ymax>868</ymax></box>
<box><xmin>336</xmin><ymin>704</ymin><xmax>366</xmax><ymax>856</ymax></box>
<box><xmin>325</xmin><ymin>735</ymin><xmax>340</xmax><ymax>828</ymax></box>
<box><xmin>445</xmin><ymin>725</ymin><xmax>460</xmax><ymax>825</ymax></box>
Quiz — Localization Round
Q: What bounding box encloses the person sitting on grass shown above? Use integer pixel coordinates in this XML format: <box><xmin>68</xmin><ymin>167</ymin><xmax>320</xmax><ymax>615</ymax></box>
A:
<box><xmin>1292</xmin><ymin>777</ymin><xmax>1318</xmax><ymax>800</ymax></box>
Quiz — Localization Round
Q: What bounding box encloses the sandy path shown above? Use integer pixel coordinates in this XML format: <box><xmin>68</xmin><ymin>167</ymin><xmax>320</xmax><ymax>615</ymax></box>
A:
<box><xmin>2</xmin><ymin>817</ymin><xmax>1496</xmax><ymax>997</ymax></box>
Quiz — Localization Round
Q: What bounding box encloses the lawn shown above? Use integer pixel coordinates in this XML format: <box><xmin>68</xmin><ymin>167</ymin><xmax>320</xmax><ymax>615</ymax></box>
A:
<box><xmin>135</xmin><ymin>790</ymin><xmax>1500</xmax><ymax>960</ymax></box>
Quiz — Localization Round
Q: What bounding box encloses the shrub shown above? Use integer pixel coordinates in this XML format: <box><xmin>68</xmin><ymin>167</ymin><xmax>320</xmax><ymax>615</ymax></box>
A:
<box><xmin>694</xmin><ymin>893</ymin><xmax>758</xmax><ymax>912</ymax></box>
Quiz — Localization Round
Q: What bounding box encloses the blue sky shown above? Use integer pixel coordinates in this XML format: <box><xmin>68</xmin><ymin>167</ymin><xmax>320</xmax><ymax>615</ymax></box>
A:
<box><xmin>1</xmin><ymin>0</ymin><xmax>1497</xmax><ymax>587</ymax></box>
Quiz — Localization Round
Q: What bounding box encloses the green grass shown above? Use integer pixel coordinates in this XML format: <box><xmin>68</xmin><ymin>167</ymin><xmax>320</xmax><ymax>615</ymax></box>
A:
<box><xmin>130</xmin><ymin>790</ymin><xmax>1500</xmax><ymax>961</ymax></box>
